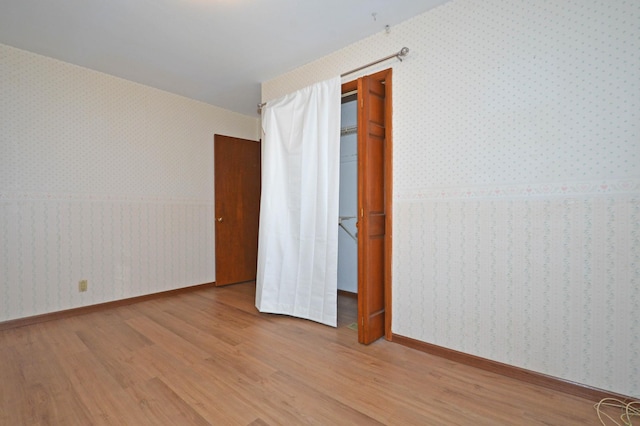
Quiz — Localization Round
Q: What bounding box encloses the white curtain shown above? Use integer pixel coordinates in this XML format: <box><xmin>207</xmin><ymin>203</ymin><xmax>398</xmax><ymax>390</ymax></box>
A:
<box><xmin>256</xmin><ymin>77</ymin><xmax>341</xmax><ymax>327</ymax></box>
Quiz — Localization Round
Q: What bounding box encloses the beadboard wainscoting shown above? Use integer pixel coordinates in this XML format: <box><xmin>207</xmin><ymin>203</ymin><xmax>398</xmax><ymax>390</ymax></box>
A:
<box><xmin>394</xmin><ymin>185</ymin><xmax>639</xmax><ymax>397</ymax></box>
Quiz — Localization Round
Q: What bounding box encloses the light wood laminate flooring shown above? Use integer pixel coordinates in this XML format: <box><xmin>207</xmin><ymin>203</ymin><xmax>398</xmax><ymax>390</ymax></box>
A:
<box><xmin>0</xmin><ymin>283</ymin><xmax>605</xmax><ymax>425</ymax></box>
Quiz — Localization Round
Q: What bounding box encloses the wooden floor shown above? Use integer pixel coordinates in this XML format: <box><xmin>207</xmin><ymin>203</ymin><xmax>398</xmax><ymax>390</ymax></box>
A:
<box><xmin>0</xmin><ymin>283</ymin><xmax>604</xmax><ymax>425</ymax></box>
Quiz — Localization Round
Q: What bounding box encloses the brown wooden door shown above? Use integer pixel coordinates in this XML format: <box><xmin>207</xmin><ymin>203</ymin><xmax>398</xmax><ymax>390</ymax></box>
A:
<box><xmin>214</xmin><ymin>134</ymin><xmax>261</xmax><ymax>286</ymax></box>
<box><xmin>356</xmin><ymin>72</ymin><xmax>390</xmax><ymax>344</ymax></box>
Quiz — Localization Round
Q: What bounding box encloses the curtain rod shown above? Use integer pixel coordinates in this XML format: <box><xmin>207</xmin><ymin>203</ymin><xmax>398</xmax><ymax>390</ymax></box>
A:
<box><xmin>341</xmin><ymin>46</ymin><xmax>409</xmax><ymax>78</ymax></box>
<box><xmin>257</xmin><ymin>47</ymin><xmax>409</xmax><ymax>111</ymax></box>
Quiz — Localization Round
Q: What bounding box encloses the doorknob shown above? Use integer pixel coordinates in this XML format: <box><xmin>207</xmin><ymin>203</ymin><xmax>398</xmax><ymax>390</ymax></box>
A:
<box><xmin>217</xmin><ymin>217</ymin><xmax>223</xmax><ymax>222</ymax></box>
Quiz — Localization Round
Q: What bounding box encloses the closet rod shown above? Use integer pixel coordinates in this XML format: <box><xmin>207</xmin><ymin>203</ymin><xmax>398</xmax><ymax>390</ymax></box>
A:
<box><xmin>257</xmin><ymin>47</ymin><xmax>409</xmax><ymax>111</ymax></box>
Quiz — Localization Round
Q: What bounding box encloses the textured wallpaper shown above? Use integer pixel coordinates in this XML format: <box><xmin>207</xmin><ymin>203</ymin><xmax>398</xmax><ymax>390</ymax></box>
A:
<box><xmin>263</xmin><ymin>0</ymin><xmax>640</xmax><ymax>397</ymax></box>
<box><xmin>0</xmin><ymin>43</ymin><xmax>259</xmax><ymax>322</ymax></box>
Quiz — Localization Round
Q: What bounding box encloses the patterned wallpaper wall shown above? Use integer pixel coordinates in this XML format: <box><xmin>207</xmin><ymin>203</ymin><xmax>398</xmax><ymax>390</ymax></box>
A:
<box><xmin>0</xmin><ymin>43</ymin><xmax>259</xmax><ymax>322</ymax></box>
<box><xmin>263</xmin><ymin>0</ymin><xmax>640</xmax><ymax>397</ymax></box>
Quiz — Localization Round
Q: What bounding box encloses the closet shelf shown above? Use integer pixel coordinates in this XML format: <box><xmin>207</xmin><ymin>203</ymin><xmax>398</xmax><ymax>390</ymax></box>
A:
<box><xmin>339</xmin><ymin>216</ymin><xmax>357</xmax><ymax>243</ymax></box>
<box><xmin>340</xmin><ymin>125</ymin><xmax>357</xmax><ymax>136</ymax></box>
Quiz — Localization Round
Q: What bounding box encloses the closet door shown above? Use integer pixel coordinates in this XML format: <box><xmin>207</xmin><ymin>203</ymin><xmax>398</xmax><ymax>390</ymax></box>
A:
<box><xmin>357</xmin><ymin>72</ymin><xmax>389</xmax><ymax>344</ymax></box>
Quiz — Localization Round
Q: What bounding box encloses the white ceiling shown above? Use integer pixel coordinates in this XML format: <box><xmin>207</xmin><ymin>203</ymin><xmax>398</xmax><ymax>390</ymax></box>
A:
<box><xmin>0</xmin><ymin>0</ymin><xmax>449</xmax><ymax>116</ymax></box>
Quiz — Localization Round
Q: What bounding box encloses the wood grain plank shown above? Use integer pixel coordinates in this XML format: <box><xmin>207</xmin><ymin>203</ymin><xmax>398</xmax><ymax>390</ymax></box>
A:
<box><xmin>125</xmin><ymin>377</ymin><xmax>210</xmax><ymax>426</ymax></box>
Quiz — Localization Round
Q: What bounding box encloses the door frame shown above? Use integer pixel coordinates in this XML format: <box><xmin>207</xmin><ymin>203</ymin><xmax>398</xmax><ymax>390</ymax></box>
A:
<box><xmin>342</xmin><ymin>68</ymin><xmax>393</xmax><ymax>341</ymax></box>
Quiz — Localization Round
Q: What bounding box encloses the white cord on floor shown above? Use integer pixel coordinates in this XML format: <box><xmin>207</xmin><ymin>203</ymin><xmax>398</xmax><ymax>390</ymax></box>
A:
<box><xmin>594</xmin><ymin>398</ymin><xmax>640</xmax><ymax>425</ymax></box>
